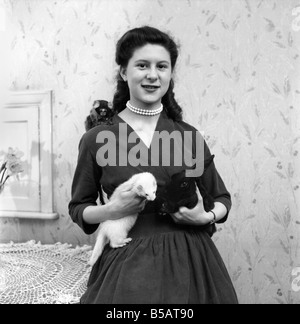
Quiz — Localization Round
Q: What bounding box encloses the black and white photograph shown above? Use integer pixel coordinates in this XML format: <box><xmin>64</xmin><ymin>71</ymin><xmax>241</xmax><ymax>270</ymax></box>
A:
<box><xmin>0</xmin><ymin>0</ymin><xmax>299</xmax><ymax>307</ymax></box>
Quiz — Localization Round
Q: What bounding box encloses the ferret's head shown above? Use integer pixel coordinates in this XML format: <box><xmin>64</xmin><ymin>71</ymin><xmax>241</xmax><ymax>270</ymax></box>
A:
<box><xmin>133</xmin><ymin>172</ymin><xmax>157</xmax><ymax>201</ymax></box>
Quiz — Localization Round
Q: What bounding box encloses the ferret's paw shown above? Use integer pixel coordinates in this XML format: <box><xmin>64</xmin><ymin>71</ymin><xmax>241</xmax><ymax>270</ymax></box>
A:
<box><xmin>110</xmin><ymin>237</ymin><xmax>132</xmax><ymax>248</ymax></box>
<box><xmin>88</xmin><ymin>257</ymin><xmax>96</xmax><ymax>267</ymax></box>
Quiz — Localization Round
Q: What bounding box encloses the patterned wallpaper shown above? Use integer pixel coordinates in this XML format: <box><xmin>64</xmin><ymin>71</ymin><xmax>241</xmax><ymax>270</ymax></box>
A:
<box><xmin>1</xmin><ymin>0</ymin><xmax>299</xmax><ymax>304</ymax></box>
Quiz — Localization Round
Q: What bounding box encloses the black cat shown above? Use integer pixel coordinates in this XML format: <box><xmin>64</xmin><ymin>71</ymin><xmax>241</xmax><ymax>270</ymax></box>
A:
<box><xmin>159</xmin><ymin>155</ymin><xmax>215</xmax><ymax>214</ymax></box>
<box><xmin>159</xmin><ymin>171</ymin><xmax>199</xmax><ymax>214</ymax></box>
<box><xmin>158</xmin><ymin>155</ymin><xmax>216</xmax><ymax>236</ymax></box>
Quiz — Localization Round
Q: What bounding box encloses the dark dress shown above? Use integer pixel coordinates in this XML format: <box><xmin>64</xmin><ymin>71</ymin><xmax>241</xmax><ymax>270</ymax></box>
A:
<box><xmin>69</xmin><ymin>111</ymin><xmax>238</xmax><ymax>304</ymax></box>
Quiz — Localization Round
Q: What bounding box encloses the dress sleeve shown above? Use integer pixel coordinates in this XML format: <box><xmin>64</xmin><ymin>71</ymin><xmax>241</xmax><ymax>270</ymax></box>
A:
<box><xmin>68</xmin><ymin>133</ymin><xmax>102</xmax><ymax>234</ymax></box>
<box><xmin>197</xmin><ymin>139</ymin><xmax>232</xmax><ymax>224</ymax></box>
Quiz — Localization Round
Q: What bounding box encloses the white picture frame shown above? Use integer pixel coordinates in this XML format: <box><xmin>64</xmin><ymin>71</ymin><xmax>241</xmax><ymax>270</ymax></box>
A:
<box><xmin>0</xmin><ymin>90</ymin><xmax>57</xmax><ymax>219</ymax></box>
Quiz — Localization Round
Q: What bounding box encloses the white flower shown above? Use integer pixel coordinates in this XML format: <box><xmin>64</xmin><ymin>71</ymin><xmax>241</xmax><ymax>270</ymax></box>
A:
<box><xmin>0</xmin><ymin>147</ymin><xmax>25</xmax><ymax>193</ymax></box>
<box><xmin>6</xmin><ymin>160</ymin><xmax>24</xmax><ymax>176</ymax></box>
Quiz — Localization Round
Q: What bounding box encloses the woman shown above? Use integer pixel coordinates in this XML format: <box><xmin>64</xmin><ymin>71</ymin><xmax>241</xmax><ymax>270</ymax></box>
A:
<box><xmin>69</xmin><ymin>26</ymin><xmax>238</xmax><ymax>304</ymax></box>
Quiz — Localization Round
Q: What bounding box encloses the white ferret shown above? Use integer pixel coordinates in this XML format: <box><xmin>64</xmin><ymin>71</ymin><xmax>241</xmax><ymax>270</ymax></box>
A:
<box><xmin>89</xmin><ymin>172</ymin><xmax>157</xmax><ymax>266</ymax></box>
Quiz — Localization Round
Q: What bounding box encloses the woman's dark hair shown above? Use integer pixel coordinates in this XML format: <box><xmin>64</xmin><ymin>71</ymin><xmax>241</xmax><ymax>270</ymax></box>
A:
<box><xmin>112</xmin><ymin>26</ymin><xmax>183</xmax><ymax>122</ymax></box>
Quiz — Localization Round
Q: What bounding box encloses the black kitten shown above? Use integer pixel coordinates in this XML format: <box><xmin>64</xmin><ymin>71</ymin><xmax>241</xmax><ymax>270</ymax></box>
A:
<box><xmin>159</xmin><ymin>171</ymin><xmax>198</xmax><ymax>214</ymax></box>
<box><xmin>159</xmin><ymin>155</ymin><xmax>215</xmax><ymax>214</ymax></box>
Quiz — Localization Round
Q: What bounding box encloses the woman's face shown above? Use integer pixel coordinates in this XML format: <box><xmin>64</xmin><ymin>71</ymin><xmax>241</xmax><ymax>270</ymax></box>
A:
<box><xmin>120</xmin><ymin>43</ymin><xmax>173</xmax><ymax>109</ymax></box>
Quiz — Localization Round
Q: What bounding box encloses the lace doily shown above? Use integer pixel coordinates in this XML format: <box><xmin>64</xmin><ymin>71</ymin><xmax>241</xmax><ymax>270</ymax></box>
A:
<box><xmin>0</xmin><ymin>240</ymin><xmax>92</xmax><ymax>304</ymax></box>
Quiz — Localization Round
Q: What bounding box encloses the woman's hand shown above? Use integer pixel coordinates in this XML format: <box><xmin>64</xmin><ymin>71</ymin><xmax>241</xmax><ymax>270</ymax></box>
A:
<box><xmin>170</xmin><ymin>188</ymin><xmax>213</xmax><ymax>226</ymax></box>
<box><xmin>107</xmin><ymin>189</ymin><xmax>147</xmax><ymax>220</ymax></box>
<box><xmin>83</xmin><ymin>187</ymin><xmax>148</xmax><ymax>224</ymax></box>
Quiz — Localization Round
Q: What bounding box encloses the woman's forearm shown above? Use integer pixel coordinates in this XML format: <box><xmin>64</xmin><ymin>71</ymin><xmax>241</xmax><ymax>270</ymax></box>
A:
<box><xmin>82</xmin><ymin>203</ymin><xmax>115</xmax><ymax>225</ymax></box>
<box><xmin>207</xmin><ymin>201</ymin><xmax>227</xmax><ymax>223</ymax></box>
<box><xmin>83</xmin><ymin>191</ymin><xmax>148</xmax><ymax>225</ymax></box>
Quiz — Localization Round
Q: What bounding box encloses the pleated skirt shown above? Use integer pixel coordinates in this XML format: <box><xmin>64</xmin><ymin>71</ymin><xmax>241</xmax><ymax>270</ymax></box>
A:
<box><xmin>80</xmin><ymin>212</ymin><xmax>238</xmax><ymax>304</ymax></box>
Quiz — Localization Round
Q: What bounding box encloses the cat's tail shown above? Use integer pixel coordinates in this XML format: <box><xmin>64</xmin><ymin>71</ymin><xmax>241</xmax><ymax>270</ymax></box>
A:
<box><xmin>88</xmin><ymin>233</ymin><xmax>108</xmax><ymax>267</ymax></box>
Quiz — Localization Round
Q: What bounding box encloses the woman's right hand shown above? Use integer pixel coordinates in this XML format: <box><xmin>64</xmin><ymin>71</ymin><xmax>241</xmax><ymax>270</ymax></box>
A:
<box><xmin>107</xmin><ymin>190</ymin><xmax>147</xmax><ymax>220</ymax></box>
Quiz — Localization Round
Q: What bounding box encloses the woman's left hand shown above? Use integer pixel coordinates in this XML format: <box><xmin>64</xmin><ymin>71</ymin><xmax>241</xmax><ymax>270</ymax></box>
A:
<box><xmin>170</xmin><ymin>188</ymin><xmax>212</xmax><ymax>226</ymax></box>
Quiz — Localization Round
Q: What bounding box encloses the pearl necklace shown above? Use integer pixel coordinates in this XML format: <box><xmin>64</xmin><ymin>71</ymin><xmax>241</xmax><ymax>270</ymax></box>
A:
<box><xmin>126</xmin><ymin>101</ymin><xmax>163</xmax><ymax>116</ymax></box>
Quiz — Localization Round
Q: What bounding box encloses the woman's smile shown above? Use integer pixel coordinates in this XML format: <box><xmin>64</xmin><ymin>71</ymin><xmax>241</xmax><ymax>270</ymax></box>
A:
<box><xmin>141</xmin><ymin>84</ymin><xmax>161</xmax><ymax>92</ymax></box>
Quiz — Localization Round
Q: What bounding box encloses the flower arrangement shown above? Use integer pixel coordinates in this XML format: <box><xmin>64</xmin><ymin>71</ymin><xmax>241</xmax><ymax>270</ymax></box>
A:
<box><xmin>0</xmin><ymin>147</ymin><xmax>24</xmax><ymax>194</ymax></box>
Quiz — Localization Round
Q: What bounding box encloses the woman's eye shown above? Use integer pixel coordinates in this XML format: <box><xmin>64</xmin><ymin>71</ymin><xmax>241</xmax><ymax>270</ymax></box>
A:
<box><xmin>158</xmin><ymin>64</ymin><xmax>168</xmax><ymax>70</ymax></box>
<box><xmin>137</xmin><ymin>64</ymin><xmax>147</xmax><ymax>69</ymax></box>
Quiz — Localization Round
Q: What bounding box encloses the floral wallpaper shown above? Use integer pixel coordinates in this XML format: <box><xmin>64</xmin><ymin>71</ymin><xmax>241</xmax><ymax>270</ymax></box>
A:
<box><xmin>0</xmin><ymin>0</ymin><xmax>299</xmax><ymax>304</ymax></box>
